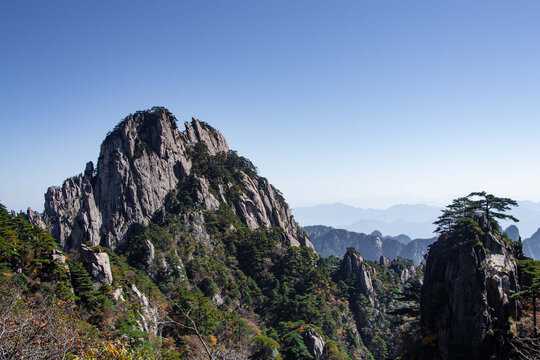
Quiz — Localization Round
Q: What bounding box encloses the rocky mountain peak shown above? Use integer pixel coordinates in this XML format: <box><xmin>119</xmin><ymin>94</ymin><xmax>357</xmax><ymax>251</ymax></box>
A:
<box><xmin>504</xmin><ymin>224</ymin><xmax>520</xmax><ymax>243</ymax></box>
<box><xmin>38</xmin><ymin>107</ymin><xmax>311</xmax><ymax>252</ymax></box>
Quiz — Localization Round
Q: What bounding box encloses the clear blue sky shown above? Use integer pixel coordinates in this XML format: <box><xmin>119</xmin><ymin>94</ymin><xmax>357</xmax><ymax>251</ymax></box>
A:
<box><xmin>2</xmin><ymin>1</ymin><xmax>540</xmax><ymax>212</ymax></box>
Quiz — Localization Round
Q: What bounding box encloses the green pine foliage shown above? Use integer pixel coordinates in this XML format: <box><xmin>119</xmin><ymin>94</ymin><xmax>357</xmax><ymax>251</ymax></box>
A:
<box><xmin>0</xmin><ymin>146</ymin><xmax>425</xmax><ymax>359</ymax></box>
<box><xmin>0</xmin><ymin>204</ymin><xmax>165</xmax><ymax>358</ymax></box>
<box><xmin>435</xmin><ymin>191</ymin><xmax>518</xmax><ymax>234</ymax></box>
<box><xmin>124</xmin><ymin>147</ymin><xmax>365</xmax><ymax>358</ymax></box>
<box><xmin>0</xmin><ymin>204</ymin><xmax>71</xmax><ymax>298</ymax></box>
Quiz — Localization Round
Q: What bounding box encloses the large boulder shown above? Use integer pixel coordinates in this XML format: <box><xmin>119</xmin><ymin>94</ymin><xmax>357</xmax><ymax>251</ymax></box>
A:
<box><xmin>80</xmin><ymin>244</ymin><xmax>113</xmax><ymax>289</ymax></box>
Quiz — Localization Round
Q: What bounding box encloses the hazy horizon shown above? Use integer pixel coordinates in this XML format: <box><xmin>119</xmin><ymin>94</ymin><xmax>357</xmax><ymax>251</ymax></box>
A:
<box><xmin>292</xmin><ymin>200</ymin><xmax>540</xmax><ymax>239</ymax></box>
<box><xmin>2</xmin><ymin>1</ymin><xmax>540</xmax><ymax>213</ymax></box>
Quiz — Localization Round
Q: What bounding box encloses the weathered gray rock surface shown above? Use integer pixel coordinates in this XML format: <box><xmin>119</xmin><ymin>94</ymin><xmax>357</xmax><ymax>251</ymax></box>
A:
<box><xmin>379</xmin><ymin>255</ymin><xmax>391</xmax><ymax>268</ymax></box>
<box><xmin>339</xmin><ymin>248</ymin><xmax>421</xmax><ymax>359</ymax></box>
<box><xmin>523</xmin><ymin>227</ymin><xmax>540</xmax><ymax>260</ymax></box>
<box><xmin>131</xmin><ymin>284</ymin><xmax>159</xmax><ymax>335</ymax></box>
<box><xmin>341</xmin><ymin>249</ymin><xmax>373</xmax><ymax>297</ymax></box>
<box><xmin>80</xmin><ymin>244</ymin><xmax>113</xmax><ymax>289</ymax></box>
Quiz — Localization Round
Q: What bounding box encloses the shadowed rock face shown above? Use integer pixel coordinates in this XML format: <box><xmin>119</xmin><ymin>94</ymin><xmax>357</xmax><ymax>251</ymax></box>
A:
<box><xmin>341</xmin><ymin>250</ymin><xmax>373</xmax><ymax>297</ymax></box>
<box><xmin>40</xmin><ymin>107</ymin><xmax>312</xmax><ymax>251</ymax></box>
<box><xmin>421</xmin><ymin>215</ymin><xmax>521</xmax><ymax>360</ymax></box>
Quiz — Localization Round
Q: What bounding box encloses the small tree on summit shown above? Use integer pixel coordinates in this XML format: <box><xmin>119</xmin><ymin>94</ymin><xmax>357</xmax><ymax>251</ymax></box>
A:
<box><xmin>468</xmin><ymin>191</ymin><xmax>519</xmax><ymax>223</ymax></box>
<box><xmin>434</xmin><ymin>192</ymin><xmax>518</xmax><ymax>234</ymax></box>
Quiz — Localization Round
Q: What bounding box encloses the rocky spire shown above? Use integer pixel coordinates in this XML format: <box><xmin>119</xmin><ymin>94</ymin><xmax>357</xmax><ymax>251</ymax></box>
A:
<box><xmin>421</xmin><ymin>214</ymin><xmax>520</xmax><ymax>360</ymax></box>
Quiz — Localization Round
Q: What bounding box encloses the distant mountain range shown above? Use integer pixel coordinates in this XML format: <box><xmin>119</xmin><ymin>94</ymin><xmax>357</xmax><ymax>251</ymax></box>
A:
<box><xmin>304</xmin><ymin>225</ymin><xmax>435</xmax><ymax>265</ymax></box>
<box><xmin>305</xmin><ymin>223</ymin><xmax>540</xmax><ymax>264</ymax></box>
<box><xmin>293</xmin><ymin>202</ymin><xmax>540</xmax><ymax>239</ymax></box>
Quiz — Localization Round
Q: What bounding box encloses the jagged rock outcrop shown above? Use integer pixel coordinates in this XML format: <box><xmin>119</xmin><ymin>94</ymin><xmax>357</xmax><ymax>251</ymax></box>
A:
<box><xmin>80</xmin><ymin>244</ymin><xmax>113</xmax><ymax>289</ymax></box>
<box><xmin>24</xmin><ymin>208</ymin><xmax>46</xmax><ymax>229</ymax></box>
<box><xmin>379</xmin><ymin>255</ymin><xmax>392</xmax><ymax>268</ymax></box>
<box><xmin>421</xmin><ymin>215</ymin><xmax>520</xmax><ymax>360</ymax></box>
<box><xmin>51</xmin><ymin>249</ymin><xmax>66</xmax><ymax>264</ymax></box>
<box><xmin>234</xmin><ymin>173</ymin><xmax>312</xmax><ymax>248</ymax></box>
<box><xmin>339</xmin><ymin>248</ymin><xmax>422</xmax><ymax>359</ymax></box>
<box><xmin>389</xmin><ymin>258</ymin><xmax>416</xmax><ymax>284</ymax></box>
<box><xmin>43</xmin><ymin>162</ymin><xmax>102</xmax><ymax>250</ymax></box>
<box><xmin>112</xmin><ymin>287</ymin><xmax>125</xmax><ymax>302</ymax></box>
<box><xmin>131</xmin><ymin>284</ymin><xmax>159</xmax><ymax>335</ymax></box>
<box><xmin>303</xmin><ymin>328</ymin><xmax>325</xmax><ymax>360</ymax></box>
<box><xmin>341</xmin><ymin>249</ymin><xmax>373</xmax><ymax>296</ymax></box>
<box><xmin>40</xmin><ymin>107</ymin><xmax>312</xmax><ymax>252</ymax></box>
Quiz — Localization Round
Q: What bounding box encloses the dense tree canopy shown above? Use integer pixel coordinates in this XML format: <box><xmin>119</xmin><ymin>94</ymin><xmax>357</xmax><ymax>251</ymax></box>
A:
<box><xmin>434</xmin><ymin>191</ymin><xmax>518</xmax><ymax>234</ymax></box>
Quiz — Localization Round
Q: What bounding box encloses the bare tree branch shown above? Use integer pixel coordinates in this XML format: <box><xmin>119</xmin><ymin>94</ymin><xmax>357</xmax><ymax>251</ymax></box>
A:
<box><xmin>159</xmin><ymin>295</ymin><xmax>215</xmax><ymax>360</ymax></box>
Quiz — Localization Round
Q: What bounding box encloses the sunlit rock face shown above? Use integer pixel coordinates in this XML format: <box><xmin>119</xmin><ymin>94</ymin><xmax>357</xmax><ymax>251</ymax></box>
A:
<box><xmin>39</xmin><ymin>107</ymin><xmax>312</xmax><ymax>251</ymax></box>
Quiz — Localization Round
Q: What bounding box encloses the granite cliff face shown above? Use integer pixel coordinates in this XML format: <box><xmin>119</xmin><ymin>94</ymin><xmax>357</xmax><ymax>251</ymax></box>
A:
<box><xmin>340</xmin><ymin>250</ymin><xmax>374</xmax><ymax>297</ymax></box>
<box><xmin>421</xmin><ymin>215</ymin><xmax>521</xmax><ymax>360</ymax></box>
<box><xmin>40</xmin><ymin>107</ymin><xmax>311</xmax><ymax>252</ymax></box>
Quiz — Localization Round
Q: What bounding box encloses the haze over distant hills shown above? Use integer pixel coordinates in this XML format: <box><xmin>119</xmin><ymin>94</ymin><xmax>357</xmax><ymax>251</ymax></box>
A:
<box><xmin>293</xmin><ymin>201</ymin><xmax>540</xmax><ymax>240</ymax></box>
<box><xmin>304</xmin><ymin>225</ymin><xmax>435</xmax><ymax>265</ymax></box>
<box><xmin>293</xmin><ymin>203</ymin><xmax>442</xmax><ymax>239</ymax></box>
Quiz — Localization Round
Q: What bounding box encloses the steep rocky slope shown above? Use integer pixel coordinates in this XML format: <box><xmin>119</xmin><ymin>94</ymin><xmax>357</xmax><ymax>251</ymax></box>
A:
<box><xmin>421</xmin><ymin>215</ymin><xmax>521</xmax><ymax>360</ymax></box>
<box><xmin>21</xmin><ymin>107</ymin><xmax>400</xmax><ymax>359</ymax></box>
<box><xmin>337</xmin><ymin>248</ymin><xmax>422</xmax><ymax>359</ymax></box>
<box><xmin>39</xmin><ymin>107</ymin><xmax>311</xmax><ymax>251</ymax></box>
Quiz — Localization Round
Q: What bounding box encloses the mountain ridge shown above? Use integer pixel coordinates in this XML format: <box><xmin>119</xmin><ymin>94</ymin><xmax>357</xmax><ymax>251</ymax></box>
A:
<box><xmin>304</xmin><ymin>225</ymin><xmax>434</xmax><ymax>265</ymax></box>
<box><xmin>34</xmin><ymin>107</ymin><xmax>312</xmax><ymax>252</ymax></box>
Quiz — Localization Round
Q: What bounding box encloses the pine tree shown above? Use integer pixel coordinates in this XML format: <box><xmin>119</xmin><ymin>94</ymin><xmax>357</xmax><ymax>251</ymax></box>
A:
<box><xmin>434</xmin><ymin>192</ymin><xmax>518</xmax><ymax>234</ymax></box>
<box><xmin>513</xmin><ymin>259</ymin><xmax>540</xmax><ymax>337</ymax></box>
